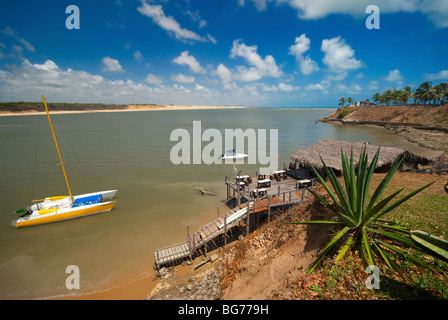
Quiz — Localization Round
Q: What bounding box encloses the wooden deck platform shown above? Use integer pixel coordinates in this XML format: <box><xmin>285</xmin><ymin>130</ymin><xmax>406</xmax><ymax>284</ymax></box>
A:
<box><xmin>153</xmin><ymin>171</ymin><xmax>317</xmax><ymax>269</ymax></box>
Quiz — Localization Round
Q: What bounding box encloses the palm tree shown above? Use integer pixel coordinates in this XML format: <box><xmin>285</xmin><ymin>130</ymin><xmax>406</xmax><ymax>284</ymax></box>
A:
<box><xmin>372</xmin><ymin>93</ymin><xmax>381</xmax><ymax>106</ymax></box>
<box><xmin>392</xmin><ymin>89</ymin><xmax>401</xmax><ymax>105</ymax></box>
<box><xmin>346</xmin><ymin>97</ymin><xmax>353</xmax><ymax>106</ymax></box>
<box><xmin>441</xmin><ymin>82</ymin><xmax>448</xmax><ymax>104</ymax></box>
<box><xmin>415</xmin><ymin>81</ymin><xmax>433</xmax><ymax>106</ymax></box>
<box><xmin>431</xmin><ymin>83</ymin><xmax>447</xmax><ymax>105</ymax></box>
<box><xmin>382</xmin><ymin>89</ymin><xmax>393</xmax><ymax>106</ymax></box>
<box><xmin>402</xmin><ymin>86</ymin><xmax>413</xmax><ymax>105</ymax></box>
<box><xmin>339</xmin><ymin>97</ymin><xmax>346</xmax><ymax>107</ymax></box>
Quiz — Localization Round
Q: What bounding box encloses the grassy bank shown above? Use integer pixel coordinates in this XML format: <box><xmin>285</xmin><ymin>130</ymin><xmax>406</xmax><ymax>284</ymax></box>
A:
<box><xmin>222</xmin><ymin>172</ymin><xmax>448</xmax><ymax>300</ymax></box>
<box><xmin>320</xmin><ymin>104</ymin><xmax>448</xmax><ymax>128</ymax></box>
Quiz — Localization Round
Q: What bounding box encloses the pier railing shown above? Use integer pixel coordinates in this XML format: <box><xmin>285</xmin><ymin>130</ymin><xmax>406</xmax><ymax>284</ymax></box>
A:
<box><xmin>154</xmin><ymin>174</ymin><xmax>319</xmax><ymax>269</ymax></box>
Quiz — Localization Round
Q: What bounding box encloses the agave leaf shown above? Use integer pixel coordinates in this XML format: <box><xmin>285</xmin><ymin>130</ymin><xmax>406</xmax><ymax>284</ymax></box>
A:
<box><xmin>371</xmin><ymin>182</ymin><xmax>434</xmax><ymax>222</ymax></box>
<box><xmin>364</xmin><ymin>188</ymin><xmax>403</xmax><ymax>224</ymax></box>
<box><xmin>355</xmin><ymin>147</ymin><xmax>367</xmax><ymax>222</ymax></box>
<box><xmin>410</xmin><ymin>230</ymin><xmax>448</xmax><ymax>262</ymax></box>
<box><xmin>282</xmin><ymin>220</ymin><xmax>346</xmax><ymax>225</ymax></box>
<box><xmin>311</xmin><ymin>165</ymin><xmax>343</xmax><ymax>211</ymax></box>
<box><xmin>371</xmin><ymin>222</ymin><xmax>410</xmax><ymax>234</ymax></box>
<box><xmin>373</xmin><ymin>242</ymin><xmax>397</xmax><ymax>270</ymax></box>
<box><xmin>335</xmin><ymin>236</ymin><xmax>354</xmax><ymax>263</ymax></box>
<box><xmin>306</xmin><ymin>187</ymin><xmax>357</xmax><ymax>227</ymax></box>
<box><xmin>322</xmin><ymin>157</ymin><xmax>355</xmax><ymax>220</ymax></box>
<box><xmin>307</xmin><ymin>226</ymin><xmax>351</xmax><ymax>273</ymax></box>
<box><xmin>377</xmin><ymin>240</ymin><xmax>432</xmax><ymax>269</ymax></box>
<box><xmin>366</xmin><ymin>227</ymin><xmax>419</xmax><ymax>250</ymax></box>
<box><xmin>330</xmin><ymin>236</ymin><xmax>354</xmax><ymax>274</ymax></box>
<box><xmin>362</xmin><ymin>230</ymin><xmax>376</xmax><ymax>267</ymax></box>
<box><xmin>362</xmin><ymin>147</ymin><xmax>380</xmax><ymax>211</ymax></box>
<box><xmin>349</xmin><ymin>147</ymin><xmax>357</xmax><ymax>215</ymax></box>
<box><xmin>341</xmin><ymin>147</ymin><xmax>351</xmax><ymax>199</ymax></box>
<box><xmin>366</xmin><ymin>156</ymin><xmax>404</xmax><ymax>214</ymax></box>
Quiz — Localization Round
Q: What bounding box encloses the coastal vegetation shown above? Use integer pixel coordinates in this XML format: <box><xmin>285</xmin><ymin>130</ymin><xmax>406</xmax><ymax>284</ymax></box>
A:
<box><xmin>0</xmin><ymin>101</ymin><xmax>129</xmax><ymax>112</ymax></box>
<box><xmin>339</xmin><ymin>81</ymin><xmax>448</xmax><ymax>107</ymax></box>
<box><xmin>222</xmin><ymin>171</ymin><xmax>448</xmax><ymax>299</ymax></box>
<box><xmin>285</xmin><ymin>146</ymin><xmax>447</xmax><ymax>274</ymax></box>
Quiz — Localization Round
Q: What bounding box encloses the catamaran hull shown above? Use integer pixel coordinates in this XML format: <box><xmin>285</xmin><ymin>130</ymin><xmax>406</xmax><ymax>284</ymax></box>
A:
<box><xmin>13</xmin><ymin>201</ymin><xmax>116</xmax><ymax>228</ymax></box>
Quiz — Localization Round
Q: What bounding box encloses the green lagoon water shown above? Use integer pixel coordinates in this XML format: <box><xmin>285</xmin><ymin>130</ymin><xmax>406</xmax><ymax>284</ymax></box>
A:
<box><xmin>0</xmin><ymin>107</ymin><xmax>437</xmax><ymax>299</ymax></box>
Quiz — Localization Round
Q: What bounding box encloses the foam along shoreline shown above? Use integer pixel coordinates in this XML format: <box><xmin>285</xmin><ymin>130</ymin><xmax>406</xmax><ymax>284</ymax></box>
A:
<box><xmin>0</xmin><ymin>104</ymin><xmax>248</xmax><ymax>116</ymax></box>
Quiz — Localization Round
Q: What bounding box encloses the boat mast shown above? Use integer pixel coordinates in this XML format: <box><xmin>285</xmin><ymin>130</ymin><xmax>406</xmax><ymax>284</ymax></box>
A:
<box><xmin>41</xmin><ymin>95</ymin><xmax>74</xmax><ymax>203</ymax></box>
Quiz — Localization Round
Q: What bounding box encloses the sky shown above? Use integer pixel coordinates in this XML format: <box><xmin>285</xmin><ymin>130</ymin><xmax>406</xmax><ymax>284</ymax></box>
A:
<box><xmin>0</xmin><ymin>0</ymin><xmax>447</xmax><ymax>108</ymax></box>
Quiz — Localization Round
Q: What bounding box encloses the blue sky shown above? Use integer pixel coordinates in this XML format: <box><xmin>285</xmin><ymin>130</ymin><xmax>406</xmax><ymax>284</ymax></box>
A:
<box><xmin>0</xmin><ymin>0</ymin><xmax>447</xmax><ymax>107</ymax></box>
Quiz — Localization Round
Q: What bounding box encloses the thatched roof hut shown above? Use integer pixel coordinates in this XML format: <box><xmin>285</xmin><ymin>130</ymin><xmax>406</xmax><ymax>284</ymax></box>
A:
<box><xmin>289</xmin><ymin>139</ymin><xmax>429</xmax><ymax>175</ymax></box>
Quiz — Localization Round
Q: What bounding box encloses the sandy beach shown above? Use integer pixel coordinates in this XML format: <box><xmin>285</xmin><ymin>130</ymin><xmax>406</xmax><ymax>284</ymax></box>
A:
<box><xmin>0</xmin><ymin>104</ymin><xmax>247</xmax><ymax>116</ymax></box>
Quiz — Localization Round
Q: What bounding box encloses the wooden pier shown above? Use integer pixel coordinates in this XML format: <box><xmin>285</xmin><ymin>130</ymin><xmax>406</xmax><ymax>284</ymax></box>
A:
<box><xmin>154</xmin><ymin>170</ymin><xmax>317</xmax><ymax>269</ymax></box>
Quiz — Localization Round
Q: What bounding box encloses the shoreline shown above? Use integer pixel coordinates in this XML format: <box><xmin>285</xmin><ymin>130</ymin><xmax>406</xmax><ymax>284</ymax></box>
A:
<box><xmin>0</xmin><ymin>104</ymin><xmax>248</xmax><ymax>116</ymax></box>
<box><xmin>319</xmin><ymin>119</ymin><xmax>448</xmax><ymax>155</ymax></box>
<box><xmin>316</xmin><ymin>105</ymin><xmax>448</xmax><ymax>155</ymax></box>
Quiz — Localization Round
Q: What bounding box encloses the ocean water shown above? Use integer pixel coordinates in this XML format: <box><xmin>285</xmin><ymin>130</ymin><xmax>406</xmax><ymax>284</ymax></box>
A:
<box><xmin>0</xmin><ymin>107</ymin><xmax>436</xmax><ymax>299</ymax></box>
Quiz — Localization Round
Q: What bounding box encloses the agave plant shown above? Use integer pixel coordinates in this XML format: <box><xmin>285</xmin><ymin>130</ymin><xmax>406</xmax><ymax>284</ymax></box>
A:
<box><xmin>287</xmin><ymin>145</ymin><xmax>448</xmax><ymax>273</ymax></box>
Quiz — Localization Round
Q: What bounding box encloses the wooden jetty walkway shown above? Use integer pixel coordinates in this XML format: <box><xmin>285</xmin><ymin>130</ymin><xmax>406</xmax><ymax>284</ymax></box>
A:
<box><xmin>154</xmin><ymin>170</ymin><xmax>317</xmax><ymax>269</ymax></box>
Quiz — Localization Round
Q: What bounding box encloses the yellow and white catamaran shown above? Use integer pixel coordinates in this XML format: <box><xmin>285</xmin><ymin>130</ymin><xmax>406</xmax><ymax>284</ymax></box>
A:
<box><xmin>12</xmin><ymin>95</ymin><xmax>117</xmax><ymax>228</ymax></box>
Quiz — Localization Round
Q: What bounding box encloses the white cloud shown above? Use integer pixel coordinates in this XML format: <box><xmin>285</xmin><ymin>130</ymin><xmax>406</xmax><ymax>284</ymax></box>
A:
<box><xmin>215</xmin><ymin>63</ymin><xmax>232</xmax><ymax>83</ymax></box>
<box><xmin>1</xmin><ymin>27</ymin><xmax>35</xmax><ymax>52</ymax></box>
<box><xmin>289</xmin><ymin>34</ymin><xmax>319</xmax><ymax>75</ymax></box>
<box><xmin>137</xmin><ymin>2</ymin><xmax>209</xmax><ymax>42</ymax></box>
<box><xmin>172</xmin><ymin>51</ymin><xmax>206</xmax><ymax>74</ymax></box>
<box><xmin>321</xmin><ymin>36</ymin><xmax>362</xmax><ymax>79</ymax></box>
<box><xmin>0</xmin><ymin>58</ymin><xmax>229</xmax><ymax>105</ymax></box>
<box><xmin>134</xmin><ymin>50</ymin><xmax>143</xmax><ymax>62</ymax></box>
<box><xmin>171</xmin><ymin>73</ymin><xmax>195</xmax><ymax>83</ymax></box>
<box><xmin>278</xmin><ymin>82</ymin><xmax>297</xmax><ymax>91</ymax></box>
<box><xmin>146</xmin><ymin>73</ymin><xmax>164</xmax><ymax>85</ymax></box>
<box><xmin>385</xmin><ymin>69</ymin><xmax>403</xmax><ymax>82</ymax></box>
<box><xmin>230</xmin><ymin>39</ymin><xmax>283</xmax><ymax>81</ymax></box>
<box><xmin>424</xmin><ymin>69</ymin><xmax>448</xmax><ymax>80</ymax></box>
<box><xmin>102</xmin><ymin>56</ymin><xmax>124</xmax><ymax>72</ymax></box>
<box><xmin>242</xmin><ymin>0</ymin><xmax>448</xmax><ymax>28</ymax></box>
<box><xmin>185</xmin><ymin>10</ymin><xmax>207</xmax><ymax>29</ymax></box>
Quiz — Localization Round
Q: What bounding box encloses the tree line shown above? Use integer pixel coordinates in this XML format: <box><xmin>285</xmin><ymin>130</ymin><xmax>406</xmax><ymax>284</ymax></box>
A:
<box><xmin>0</xmin><ymin>102</ymin><xmax>129</xmax><ymax>112</ymax></box>
<box><xmin>339</xmin><ymin>81</ymin><xmax>448</xmax><ymax>107</ymax></box>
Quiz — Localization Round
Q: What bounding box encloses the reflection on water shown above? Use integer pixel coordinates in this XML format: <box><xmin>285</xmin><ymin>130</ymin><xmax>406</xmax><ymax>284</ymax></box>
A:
<box><xmin>0</xmin><ymin>108</ymin><xmax>435</xmax><ymax>299</ymax></box>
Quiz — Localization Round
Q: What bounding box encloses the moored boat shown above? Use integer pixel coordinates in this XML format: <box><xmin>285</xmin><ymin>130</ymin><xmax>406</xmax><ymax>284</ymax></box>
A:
<box><xmin>11</xmin><ymin>95</ymin><xmax>117</xmax><ymax>228</ymax></box>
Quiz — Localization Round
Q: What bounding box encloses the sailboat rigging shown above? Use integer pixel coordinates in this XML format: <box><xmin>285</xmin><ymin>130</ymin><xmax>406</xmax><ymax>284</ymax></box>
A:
<box><xmin>12</xmin><ymin>95</ymin><xmax>117</xmax><ymax>228</ymax></box>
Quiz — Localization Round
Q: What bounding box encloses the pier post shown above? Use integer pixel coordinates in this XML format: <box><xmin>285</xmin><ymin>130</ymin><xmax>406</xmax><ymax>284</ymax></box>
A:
<box><xmin>268</xmin><ymin>196</ymin><xmax>271</xmax><ymax>222</ymax></box>
<box><xmin>246</xmin><ymin>202</ymin><xmax>252</xmax><ymax>237</ymax></box>
<box><xmin>224</xmin><ymin>214</ymin><xmax>227</xmax><ymax>249</ymax></box>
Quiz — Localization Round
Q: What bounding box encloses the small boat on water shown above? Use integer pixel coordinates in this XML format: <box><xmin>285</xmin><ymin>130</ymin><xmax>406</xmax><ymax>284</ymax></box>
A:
<box><xmin>12</xmin><ymin>95</ymin><xmax>117</xmax><ymax>228</ymax></box>
<box><xmin>219</xmin><ymin>149</ymin><xmax>248</xmax><ymax>161</ymax></box>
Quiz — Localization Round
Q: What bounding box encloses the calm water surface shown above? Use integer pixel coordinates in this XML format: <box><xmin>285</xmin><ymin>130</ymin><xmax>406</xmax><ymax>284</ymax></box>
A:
<box><xmin>0</xmin><ymin>107</ymin><xmax>435</xmax><ymax>299</ymax></box>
